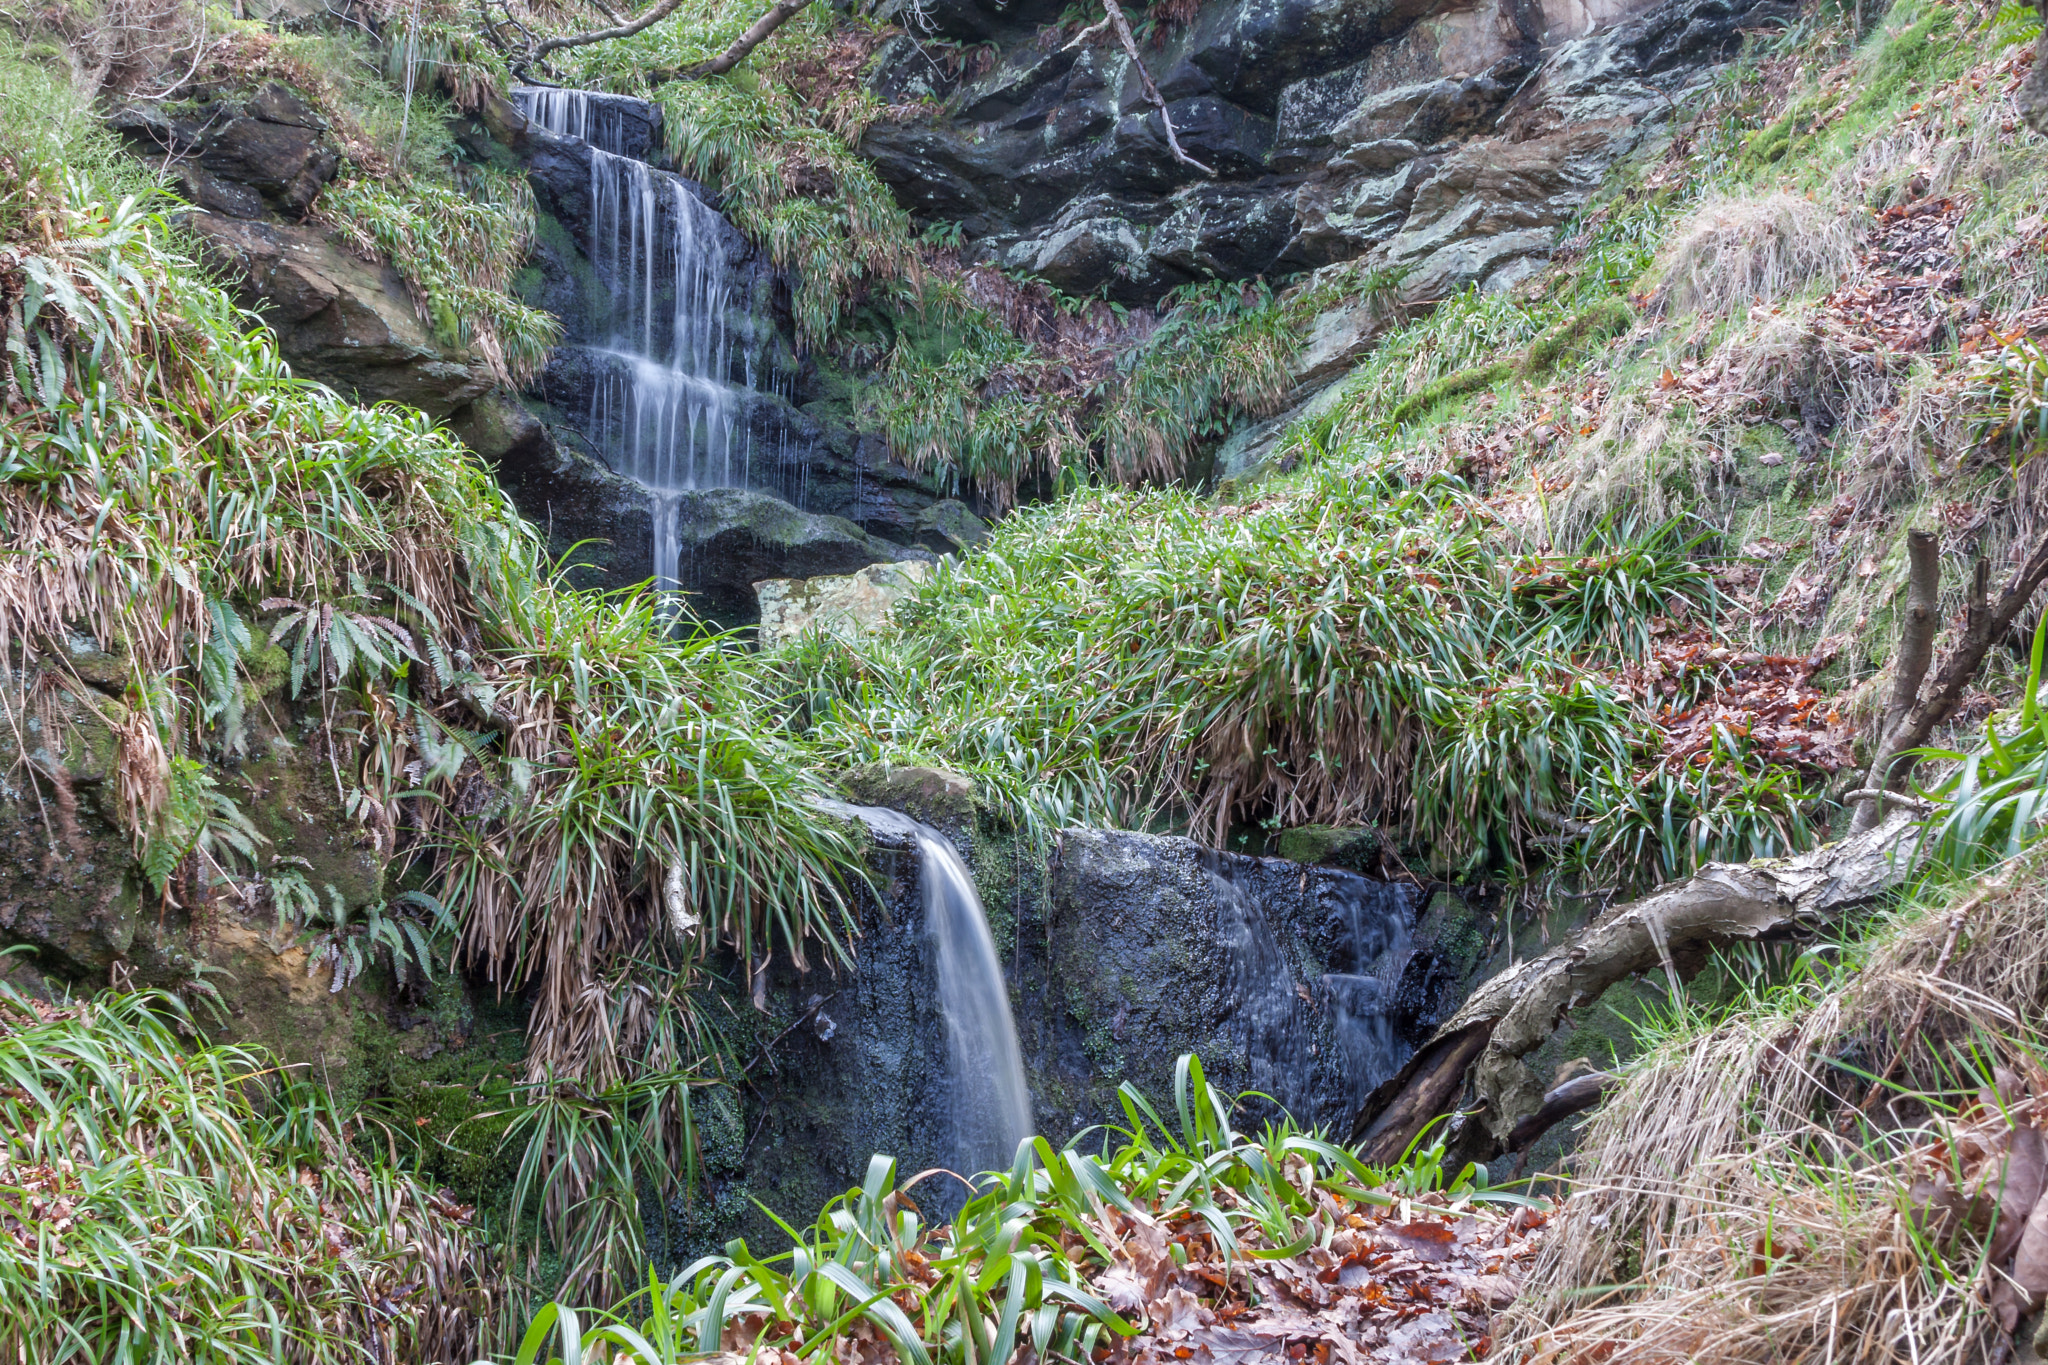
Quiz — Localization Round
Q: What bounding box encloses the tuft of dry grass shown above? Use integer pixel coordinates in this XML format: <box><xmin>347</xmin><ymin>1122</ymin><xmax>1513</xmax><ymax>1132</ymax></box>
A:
<box><xmin>1503</xmin><ymin>853</ymin><xmax>2048</xmax><ymax>1365</ymax></box>
<box><xmin>1644</xmin><ymin>192</ymin><xmax>1861</xmax><ymax>319</ymax></box>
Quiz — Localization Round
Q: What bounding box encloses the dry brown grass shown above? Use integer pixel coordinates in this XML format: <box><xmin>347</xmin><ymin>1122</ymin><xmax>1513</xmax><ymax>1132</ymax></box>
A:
<box><xmin>1645</xmin><ymin>192</ymin><xmax>1861</xmax><ymax>320</ymax></box>
<box><xmin>1502</xmin><ymin>855</ymin><xmax>2048</xmax><ymax>1365</ymax></box>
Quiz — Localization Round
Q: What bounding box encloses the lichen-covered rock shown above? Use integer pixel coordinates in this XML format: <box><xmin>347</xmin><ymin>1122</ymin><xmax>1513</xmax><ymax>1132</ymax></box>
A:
<box><xmin>672</xmin><ymin>488</ymin><xmax>932</xmax><ymax>623</ymax></box>
<box><xmin>1272</xmin><ymin>824</ymin><xmax>1382</xmax><ymax>872</ymax></box>
<box><xmin>187</xmin><ymin>212</ymin><xmax>495</xmax><ymax>416</ymax></box>
<box><xmin>0</xmin><ymin>679</ymin><xmax>141</xmax><ymax>979</ymax></box>
<box><xmin>754</xmin><ymin>561</ymin><xmax>934</xmax><ymax>649</ymax></box>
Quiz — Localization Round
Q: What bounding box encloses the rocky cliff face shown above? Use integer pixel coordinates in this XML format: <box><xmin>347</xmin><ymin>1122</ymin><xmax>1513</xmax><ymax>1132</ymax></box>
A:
<box><xmin>863</xmin><ymin>0</ymin><xmax>1795</xmax><ymax>304</ymax></box>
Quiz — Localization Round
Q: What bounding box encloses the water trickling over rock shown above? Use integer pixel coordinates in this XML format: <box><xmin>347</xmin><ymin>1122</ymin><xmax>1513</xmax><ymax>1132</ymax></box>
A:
<box><xmin>919</xmin><ymin>825</ymin><xmax>1034</xmax><ymax>1173</ymax></box>
<box><xmin>1205</xmin><ymin>853</ymin><xmax>1414</xmax><ymax>1129</ymax></box>
<box><xmin>515</xmin><ymin>87</ymin><xmax>790</xmax><ymax>590</ymax></box>
<box><xmin>824</xmin><ymin>802</ymin><xmax>1032</xmax><ymax>1175</ymax></box>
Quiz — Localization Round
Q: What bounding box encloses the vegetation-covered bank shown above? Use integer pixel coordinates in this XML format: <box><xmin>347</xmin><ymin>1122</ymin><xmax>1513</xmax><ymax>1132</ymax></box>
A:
<box><xmin>11</xmin><ymin>0</ymin><xmax>2048</xmax><ymax>1360</ymax></box>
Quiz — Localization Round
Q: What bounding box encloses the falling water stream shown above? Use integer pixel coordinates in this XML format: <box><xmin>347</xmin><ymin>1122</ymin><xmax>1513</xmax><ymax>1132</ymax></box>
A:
<box><xmin>827</xmin><ymin>804</ymin><xmax>1034</xmax><ymax>1176</ymax></box>
<box><xmin>515</xmin><ymin>87</ymin><xmax>767</xmax><ymax>590</ymax></box>
<box><xmin>1206</xmin><ymin>854</ymin><xmax>1415</xmax><ymax>1127</ymax></box>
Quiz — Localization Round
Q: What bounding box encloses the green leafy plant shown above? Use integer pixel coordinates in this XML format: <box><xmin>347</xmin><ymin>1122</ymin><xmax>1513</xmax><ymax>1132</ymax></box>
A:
<box><xmin>504</xmin><ymin>1055</ymin><xmax>1523</xmax><ymax>1365</ymax></box>
<box><xmin>1917</xmin><ymin>615</ymin><xmax>2048</xmax><ymax>874</ymax></box>
<box><xmin>0</xmin><ymin>984</ymin><xmax>501</xmax><ymax>1364</ymax></box>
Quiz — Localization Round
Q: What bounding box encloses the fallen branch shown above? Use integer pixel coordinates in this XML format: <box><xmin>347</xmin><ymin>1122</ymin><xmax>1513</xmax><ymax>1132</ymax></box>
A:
<box><xmin>1506</xmin><ymin>1070</ymin><xmax>1613</xmax><ymax>1153</ymax></box>
<box><xmin>1354</xmin><ymin>807</ymin><xmax>1923</xmax><ymax>1163</ymax></box>
<box><xmin>1076</xmin><ymin>0</ymin><xmax>1215</xmax><ymax>177</ymax></box>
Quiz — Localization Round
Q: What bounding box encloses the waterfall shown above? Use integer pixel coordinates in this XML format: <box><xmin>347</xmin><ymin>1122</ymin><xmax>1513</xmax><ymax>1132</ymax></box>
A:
<box><xmin>823</xmin><ymin>802</ymin><xmax>1033</xmax><ymax>1175</ymax></box>
<box><xmin>515</xmin><ymin>86</ymin><xmax>756</xmax><ymax>590</ymax></box>
<box><xmin>1207</xmin><ymin>855</ymin><xmax>1414</xmax><ymax>1126</ymax></box>
<box><xmin>918</xmin><ymin>825</ymin><xmax>1035</xmax><ymax>1174</ymax></box>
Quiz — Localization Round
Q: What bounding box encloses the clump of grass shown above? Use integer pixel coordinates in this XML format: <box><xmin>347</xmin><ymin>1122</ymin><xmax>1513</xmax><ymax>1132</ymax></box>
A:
<box><xmin>0</xmin><ymin>984</ymin><xmax>501</xmax><ymax>1363</ymax></box>
<box><xmin>324</xmin><ymin>170</ymin><xmax>563</xmax><ymax>385</ymax></box>
<box><xmin>874</xmin><ymin>277</ymin><xmax>1300</xmax><ymax>507</ymax></box>
<box><xmin>1641</xmin><ymin>190</ymin><xmax>1859</xmax><ymax>318</ymax></box>
<box><xmin>796</xmin><ymin>462</ymin><xmax>1798</xmax><ymax>882</ymax></box>
<box><xmin>1503</xmin><ymin>844</ymin><xmax>2048</xmax><ymax>1365</ymax></box>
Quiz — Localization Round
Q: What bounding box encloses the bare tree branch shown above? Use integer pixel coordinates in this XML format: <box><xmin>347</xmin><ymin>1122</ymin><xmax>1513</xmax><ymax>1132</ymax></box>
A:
<box><xmin>1073</xmin><ymin>0</ymin><xmax>1215</xmax><ymax>177</ymax></box>
<box><xmin>1852</xmin><ymin>525</ymin><xmax>2048</xmax><ymax>832</ymax></box>
<box><xmin>524</xmin><ymin>0</ymin><xmax>812</xmax><ymax>72</ymax></box>
<box><xmin>1505</xmin><ymin>1069</ymin><xmax>1613</xmax><ymax>1153</ymax></box>
<box><xmin>528</xmin><ymin>0</ymin><xmax>692</xmax><ymax>59</ymax></box>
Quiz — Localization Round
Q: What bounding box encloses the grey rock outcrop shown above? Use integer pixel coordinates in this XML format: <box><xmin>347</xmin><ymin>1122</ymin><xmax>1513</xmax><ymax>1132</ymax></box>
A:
<box><xmin>861</xmin><ymin>0</ymin><xmax>1799</xmax><ymax>304</ymax></box>
<box><xmin>115</xmin><ymin>81</ymin><xmax>340</xmax><ymax>220</ymax></box>
<box><xmin>673</xmin><ymin>488</ymin><xmax>935</xmax><ymax>621</ymax></box>
<box><xmin>188</xmin><ymin>213</ymin><xmax>496</xmax><ymax>416</ymax></box>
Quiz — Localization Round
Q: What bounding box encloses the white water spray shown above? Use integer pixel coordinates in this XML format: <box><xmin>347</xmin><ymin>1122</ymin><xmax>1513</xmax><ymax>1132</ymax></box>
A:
<box><xmin>515</xmin><ymin>87</ymin><xmax>754</xmax><ymax>590</ymax></box>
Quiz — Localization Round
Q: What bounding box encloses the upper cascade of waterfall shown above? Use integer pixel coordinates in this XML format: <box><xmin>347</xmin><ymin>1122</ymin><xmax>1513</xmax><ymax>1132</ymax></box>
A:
<box><xmin>514</xmin><ymin>86</ymin><xmax>794</xmax><ymax>589</ymax></box>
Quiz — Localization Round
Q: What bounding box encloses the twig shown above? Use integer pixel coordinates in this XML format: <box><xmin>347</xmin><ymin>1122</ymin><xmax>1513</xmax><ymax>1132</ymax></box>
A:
<box><xmin>1089</xmin><ymin>0</ymin><xmax>1214</xmax><ymax>176</ymax></box>
<box><xmin>1841</xmin><ymin>788</ymin><xmax>1935</xmax><ymax>814</ymax></box>
<box><xmin>1853</xmin><ymin>523</ymin><xmax>2048</xmax><ymax>831</ymax></box>
<box><xmin>1855</xmin><ymin>878</ymin><xmax>2004</xmax><ymax>1115</ymax></box>
<box><xmin>529</xmin><ymin>0</ymin><xmax>814</xmax><ymax>74</ymax></box>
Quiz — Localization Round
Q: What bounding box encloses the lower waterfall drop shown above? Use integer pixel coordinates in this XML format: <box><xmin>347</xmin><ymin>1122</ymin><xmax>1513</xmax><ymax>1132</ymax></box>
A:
<box><xmin>918</xmin><ymin>826</ymin><xmax>1034</xmax><ymax>1175</ymax></box>
<box><xmin>826</xmin><ymin>802</ymin><xmax>1033</xmax><ymax>1175</ymax></box>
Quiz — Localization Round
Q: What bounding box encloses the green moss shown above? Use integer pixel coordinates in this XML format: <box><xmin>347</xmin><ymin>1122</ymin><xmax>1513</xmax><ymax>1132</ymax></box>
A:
<box><xmin>1523</xmin><ymin>298</ymin><xmax>1635</xmax><ymax>379</ymax></box>
<box><xmin>336</xmin><ymin>981</ymin><xmax>530</xmax><ymax>1219</ymax></box>
<box><xmin>1388</xmin><ymin>360</ymin><xmax>1517</xmax><ymax>428</ymax></box>
<box><xmin>1272</xmin><ymin>825</ymin><xmax>1380</xmax><ymax>871</ymax></box>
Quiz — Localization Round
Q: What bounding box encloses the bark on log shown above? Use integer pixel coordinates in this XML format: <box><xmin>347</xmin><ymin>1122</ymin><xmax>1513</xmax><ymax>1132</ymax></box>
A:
<box><xmin>1506</xmin><ymin>1070</ymin><xmax>1614</xmax><ymax>1152</ymax></box>
<box><xmin>1354</xmin><ymin>808</ymin><xmax>1922</xmax><ymax>1163</ymax></box>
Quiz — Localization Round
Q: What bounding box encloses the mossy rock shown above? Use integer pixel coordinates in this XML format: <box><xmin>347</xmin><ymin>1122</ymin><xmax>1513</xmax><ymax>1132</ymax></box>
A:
<box><xmin>842</xmin><ymin>764</ymin><xmax>983</xmax><ymax>843</ymax></box>
<box><xmin>1272</xmin><ymin>824</ymin><xmax>1381</xmax><ymax>872</ymax></box>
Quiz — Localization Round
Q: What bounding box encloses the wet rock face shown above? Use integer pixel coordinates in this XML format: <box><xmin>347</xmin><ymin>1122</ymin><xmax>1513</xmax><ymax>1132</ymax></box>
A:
<box><xmin>727</xmin><ymin>813</ymin><xmax>1443</xmax><ymax>1256</ymax></box>
<box><xmin>511</xmin><ymin>103</ymin><xmax>959</xmax><ymax>601</ymax></box>
<box><xmin>1030</xmin><ymin>829</ymin><xmax>1431</xmax><ymax>1136</ymax></box>
<box><xmin>862</xmin><ymin>0</ymin><xmax>1798</xmax><ymax>303</ymax></box>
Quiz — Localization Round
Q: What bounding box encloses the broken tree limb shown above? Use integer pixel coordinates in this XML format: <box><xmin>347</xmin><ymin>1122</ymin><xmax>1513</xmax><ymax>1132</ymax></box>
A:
<box><xmin>527</xmin><ymin>0</ymin><xmax>812</xmax><ymax>72</ymax></box>
<box><xmin>1088</xmin><ymin>0</ymin><xmax>1215</xmax><ymax>177</ymax></box>
<box><xmin>1506</xmin><ymin>1070</ymin><xmax>1614</xmax><ymax>1152</ymax></box>
<box><xmin>1853</xmin><ymin>524</ymin><xmax>2048</xmax><ymax>832</ymax></box>
<box><xmin>1353</xmin><ymin>807</ymin><xmax>1923</xmax><ymax>1164</ymax></box>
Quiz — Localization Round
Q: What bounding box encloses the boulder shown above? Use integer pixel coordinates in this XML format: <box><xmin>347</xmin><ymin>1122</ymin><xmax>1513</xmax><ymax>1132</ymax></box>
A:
<box><xmin>187</xmin><ymin>212</ymin><xmax>495</xmax><ymax>416</ymax></box>
<box><xmin>754</xmin><ymin>562</ymin><xmax>935</xmax><ymax>649</ymax></box>
<box><xmin>114</xmin><ymin>81</ymin><xmax>340</xmax><ymax>219</ymax></box>
<box><xmin>672</xmin><ymin>488</ymin><xmax>931</xmax><ymax>622</ymax></box>
<box><xmin>1035</xmin><ymin>829</ymin><xmax>1428</xmax><ymax>1130</ymax></box>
